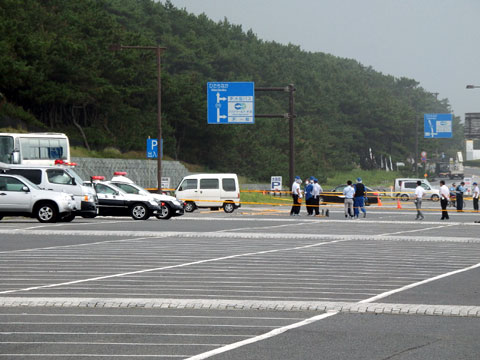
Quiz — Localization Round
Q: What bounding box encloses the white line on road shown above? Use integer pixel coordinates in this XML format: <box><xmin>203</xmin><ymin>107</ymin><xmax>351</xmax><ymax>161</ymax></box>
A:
<box><xmin>376</xmin><ymin>224</ymin><xmax>455</xmax><ymax>236</ymax></box>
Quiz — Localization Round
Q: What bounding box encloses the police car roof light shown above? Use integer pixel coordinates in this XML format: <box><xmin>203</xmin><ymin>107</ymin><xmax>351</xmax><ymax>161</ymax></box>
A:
<box><xmin>114</xmin><ymin>171</ymin><xmax>127</xmax><ymax>176</ymax></box>
<box><xmin>54</xmin><ymin>159</ymin><xmax>64</xmax><ymax>165</ymax></box>
<box><xmin>91</xmin><ymin>176</ymin><xmax>105</xmax><ymax>181</ymax></box>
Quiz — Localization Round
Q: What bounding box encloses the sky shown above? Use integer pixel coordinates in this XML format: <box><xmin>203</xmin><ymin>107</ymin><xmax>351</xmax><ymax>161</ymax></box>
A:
<box><xmin>164</xmin><ymin>0</ymin><xmax>480</xmax><ymax>121</ymax></box>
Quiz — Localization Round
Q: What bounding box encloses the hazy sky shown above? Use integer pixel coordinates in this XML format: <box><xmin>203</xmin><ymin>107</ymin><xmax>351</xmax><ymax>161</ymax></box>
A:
<box><xmin>164</xmin><ymin>0</ymin><xmax>480</xmax><ymax>120</ymax></box>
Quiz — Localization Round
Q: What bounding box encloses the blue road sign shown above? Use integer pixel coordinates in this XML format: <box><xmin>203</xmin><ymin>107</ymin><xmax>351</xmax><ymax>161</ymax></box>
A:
<box><xmin>424</xmin><ymin>113</ymin><xmax>452</xmax><ymax>138</ymax></box>
<box><xmin>207</xmin><ymin>82</ymin><xmax>255</xmax><ymax>124</ymax></box>
<box><xmin>146</xmin><ymin>138</ymin><xmax>163</xmax><ymax>159</ymax></box>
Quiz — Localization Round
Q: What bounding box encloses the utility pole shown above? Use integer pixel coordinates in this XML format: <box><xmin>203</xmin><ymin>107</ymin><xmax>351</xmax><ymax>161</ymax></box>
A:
<box><xmin>255</xmin><ymin>84</ymin><xmax>296</xmax><ymax>185</ymax></box>
<box><xmin>110</xmin><ymin>44</ymin><xmax>166</xmax><ymax>193</ymax></box>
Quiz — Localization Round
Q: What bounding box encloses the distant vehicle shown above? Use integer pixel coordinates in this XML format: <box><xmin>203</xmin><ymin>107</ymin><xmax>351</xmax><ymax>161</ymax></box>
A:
<box><xmin>319</xmin><ymin>185</ymin><xmax>380</xmax><ymax>205</ymax></box>
<box><xmin>175</xmin><ymin>173</ymin><xmax>240</xmax><ymax>213</ymax></box>
<box><xmin>0</xmin><ymin>173</ymin><xmax>76</xmax><ymax>223</ymax></box>
<box><xmin>0</xmin><ymin>132</ymin><xmax>70</xmax><ymax>165</ymax></box>
<box><xmin>88</xmin><ymin>177</ymin><xmax>161</xmax><ymax>220</ymax></box>
<box><xmin>109</xmin><ymin>172</ymin><xmax>184</xmax><ymax>220</ymax></box>
<box><xmin>394</xmin><ymin>178</ymin><xmax>439</xmax><ymax>201</ymax></box>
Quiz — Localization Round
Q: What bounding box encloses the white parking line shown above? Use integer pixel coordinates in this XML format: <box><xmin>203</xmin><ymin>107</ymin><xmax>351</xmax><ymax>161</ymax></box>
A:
<box><xmin>377</xmin><ymin>224</ymin><xmax>455</xmax><ymax>236</ymax></box>
<box><xmin>0</xmin><ymin>238</ymin><xmax>350</xmax><ymax>295</ymax></box>
<box><xmin>187</xmin><ymin>260</ymin><xmax>480</xmax><ymax>359</ymax></box>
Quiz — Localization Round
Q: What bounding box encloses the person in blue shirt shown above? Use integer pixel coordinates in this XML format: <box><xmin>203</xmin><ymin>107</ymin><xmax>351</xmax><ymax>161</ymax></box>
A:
<box><xmin>305</xmin><ymin>176</ymin><xmax>315</xmax><ymax>215</ymax></box>
<box><xmin>353</xmin><ymin>177</ymin><xmax>367</xmax><ymax>218</ymax></box>
<box><xmin>455</xmin><ymin>181</ymin><xmax>466</xmax><ymax>212</ymax></box>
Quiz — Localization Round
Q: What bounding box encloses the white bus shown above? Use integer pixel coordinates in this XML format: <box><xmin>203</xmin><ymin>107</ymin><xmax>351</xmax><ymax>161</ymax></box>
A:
<box><xmin>0</xmin><ymin>132</ymin><xmax>70</xmax><ymax>165</ymax></box>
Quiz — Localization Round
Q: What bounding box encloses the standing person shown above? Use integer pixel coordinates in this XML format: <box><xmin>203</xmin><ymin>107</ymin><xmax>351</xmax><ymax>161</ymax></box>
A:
<box><xmin>449</xmin><ymin>183</ymin><xmax>456</xmax><ymax>207</ymax></box>
<box><xmin>343</xmin><ymin>180</ymin><xmax>354</xmax><ymax>218</ymax></box>
<box><xmin>439</xmin><ymin>180</ymin><xmax>450</xmax><ymax>220</ymax></box>
<box><xmin>353</xmin><ymin>177</ymin><xmax>367</xmax><ymax>218</ymax></box>
<box><xmin>414</xmin><ymin>180</ymin><xmax>425</xmax><ymax>220</ymax></box>
<box><xmin>455</xmin><ymin>181</ymin><xmax>466</xmax><ymax>212</ymax></box>
<box><xmin>473</xmin><ymin>182</ymin><xmax>479</xmax><ymax>212</ymax></box>
<box><xmin>312</xmin><ymin>178</ymin><xmax>323</xmax><ymax>216</ymax></box>
<box><xmin>305</xmin><ymin>177</ymin><xmax>314</xmax><ymax>216</ymax></box>
<box><xmin>290</xmin><ymin>176</ymin><xmax>302</xmax><ymax>216</ymax></box>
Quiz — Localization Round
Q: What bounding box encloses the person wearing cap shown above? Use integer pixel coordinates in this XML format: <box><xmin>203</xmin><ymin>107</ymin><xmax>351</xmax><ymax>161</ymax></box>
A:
<box><xmin>353</xmin><ymin>177</ymin><xmax>367</xmax><ymax>218</ymax></box>
<box><xmin>312</xmin><ymin>178</ymin><xmax>323</xmax><ymax>216</ymax></box>
<box><xmin>473</xmin><ymin>182</ymin><xmax>479</xmax><ymax>212</ymax></box>
<box><xmin>455</xmin><ymin>181</ymin><xmax>466</xmax><ymax>212</ymax></box>
<box><xmin>305</xmin><ymin>176</ymin><xmax>315</xmax><ymax>215</ymax></box>
<box><xmin>290</xmin><ymin>176</ymin><xmax>302</xmax><ymax>216</ymax></box>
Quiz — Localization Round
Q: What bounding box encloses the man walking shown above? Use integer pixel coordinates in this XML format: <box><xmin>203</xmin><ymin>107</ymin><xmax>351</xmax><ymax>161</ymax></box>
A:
<box><xmin>414</xmin><ymin>180</ymin><xmax>425</xmax><ymax>220</ymax></box>
<box><xmin>353</xmin><ymin>177</ymin><xmax>367</xmax><ymax>218</ymax></box>
<box><xmin>473</xmin><ymin>182</ymin><xmax>479</xmax><ymax>212</ymax></box>
<box><xmin>439</xmin><ymin>180</ymin><xmax>450</xmax><ymax>220</ymax></box>
<box><xmin>290</xmin><ymin>176</ymin><xmax>302</xmax><ymax>216</ymax></box>
<box><xmin>343</xmin><ymin>180</ymin><xmax>354</xmax><ymax>219</ymax></box>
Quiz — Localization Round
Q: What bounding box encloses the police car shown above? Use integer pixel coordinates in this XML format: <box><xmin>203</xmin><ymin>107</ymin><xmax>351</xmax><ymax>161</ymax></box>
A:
<box><xmin>88</xmin><ymin>176</ymin><xmax>161</xmax><ymax>220</ymax></box>
<box><xmin>109</xmin><ymin>172</ymin><xmax>184</xmax><ymax>220</ymax></box>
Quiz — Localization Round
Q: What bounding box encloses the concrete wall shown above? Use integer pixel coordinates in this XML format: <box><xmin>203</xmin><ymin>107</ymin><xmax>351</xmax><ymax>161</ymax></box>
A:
<box><xmin>71</xmin><ymin>157</ymin><xmax>190</xmax><ymax>189</ymax></box>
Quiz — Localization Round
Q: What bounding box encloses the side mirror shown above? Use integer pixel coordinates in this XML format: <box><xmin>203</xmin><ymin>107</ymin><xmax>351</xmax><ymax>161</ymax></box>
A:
<box><xmin>22</xmin><ymin>186</ymin><xmax>29</xmax><ymax>192</ymax></box>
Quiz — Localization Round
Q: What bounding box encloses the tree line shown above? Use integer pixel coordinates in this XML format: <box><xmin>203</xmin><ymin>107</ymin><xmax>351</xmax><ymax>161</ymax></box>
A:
<box><xmin>0</xmin><ymin>0</ymin><xmax>463</xmax><ymax>181</ymax></box>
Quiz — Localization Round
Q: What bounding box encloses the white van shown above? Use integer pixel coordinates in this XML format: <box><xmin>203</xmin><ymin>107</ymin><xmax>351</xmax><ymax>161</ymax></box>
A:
<box><xmin>394</xmin><ymin>178</ymin><xmax>440</xmax><ymax>201</ymax></box>
<box><xmin>175</xmin><ymin>173</ymin><xmax>240</xmax><ymax>213</ymax></box>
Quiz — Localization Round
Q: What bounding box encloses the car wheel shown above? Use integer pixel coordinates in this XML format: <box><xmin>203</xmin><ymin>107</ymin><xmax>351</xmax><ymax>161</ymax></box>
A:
<box><xmin>156</xmin><ymin>204</ymin><xmax>172</xmax><ymax>220</ymax></box>
<box><xmin>400</xmin><ymin>194</ymin><xmax>409</xmax><ymax>201</ymax></box>
<box><xmin>431</xmin><ymin>194</ymin><xmax>440</xmax><ymax>202</ymax></box>
<box><xmin>35</xmin><ymin>202</ymin><xmax>58</xmax><ymax>223</ymax></box>
<box><xmin>61</xmin><ymin>213</ymin><xmax>76</xmax><ymax>222</ymax></box>
<box><xmin>223</xmin><ymin>202</ymin><xmax>235</xmax><ymax>213</ymax></box>
<box><xmin>131</xmin><ymin>203</ymin><xmax>150</xmax><ymax>220</ymax></box>
<box><xmin>184</xmin><ymin>201</ymin><xmax>196</xmax><ymax>213</ymax></box>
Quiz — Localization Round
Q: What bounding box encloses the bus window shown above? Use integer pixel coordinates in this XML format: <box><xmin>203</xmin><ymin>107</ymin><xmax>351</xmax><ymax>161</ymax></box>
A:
<box><xmin>20</xmin><ymin>138</ymin><xmax>67</xmax><ymax>161</ymax></box>
<box><xmin>0</xmin><ymin>136</ymin><xmax>14</xmax><ymax>163</ymax></box>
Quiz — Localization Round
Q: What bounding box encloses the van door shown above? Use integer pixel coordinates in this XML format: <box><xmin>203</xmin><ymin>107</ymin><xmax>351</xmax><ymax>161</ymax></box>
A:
<box><xmin>221</xmin><ymin>177</ymin><xmax>239</xmax><ymax>204</ymax></box>
<box><xmin>176</xmin><ymin>178</ymin><xmax>199</xmax><ymax>204</ymax></box>
<box><xmin>199</xmin><ymin>178</ymin><xmax>221</xmax><ymax>207</ymax></box>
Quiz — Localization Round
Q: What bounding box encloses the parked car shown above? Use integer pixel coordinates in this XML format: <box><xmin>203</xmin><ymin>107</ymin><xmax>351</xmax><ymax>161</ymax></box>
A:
<box><xmin>109</xmin><ymin>172</ymin><xmax>184</xmax><ymax>220</ymax></box>
<box><xmin>0</xmin><ymin>173</ymin><xmax>76</xmax><ymax>222</ymax></box>
<box><xmin>88</xmin><ymin>177</ymin><xmax>161</xmax><ymax>220</ymax></box>
<box><xmin>394</xmin><ymin>178</ymin><xmax>440</xmax><ymax>201</ymax></box>
<box><xmin>319</xmin><ymin>184</ymin><xmax>380</xmax><ymax>205</ymax></box>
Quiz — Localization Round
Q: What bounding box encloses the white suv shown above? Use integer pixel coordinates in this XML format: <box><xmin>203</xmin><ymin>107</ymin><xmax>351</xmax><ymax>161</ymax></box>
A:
<box><xmin>0</xmin><ymin>174</ymin><xmax>76</xmax><ymax>222</ymax></box>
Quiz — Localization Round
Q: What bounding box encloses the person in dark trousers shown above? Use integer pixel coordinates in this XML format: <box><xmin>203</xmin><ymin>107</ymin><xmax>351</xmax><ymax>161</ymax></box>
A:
<box><xmin>305</xmin><ymin>176</ymin><xmax>314</xmax><ymax>215</ymax></box>
<box><xmin>353</xmin><ymin>177</ymin><xmax>367</xmax><ymax>218</ymax></box>
<box><xmin>312</xmin><ymin>178</ymin><xmax>323</xmax><ymax>216</ymax></box>
<box><xmin>455</xmin><ymin>181</ymin><xmax>466</xmax><ymax>212</ymax></box>
<box><xmin>290</xmin><ymin>176</ymin><xmax>302</xmax><ymax>216</ymax></box>
<box><xmin>473</xmin><ymin>182</ymin><xmax>479</xmax><ymax>212</ymax></box>
<box><xmin>439</xmin><ymin>180</ymin><xmax>450</xmax><ymax>220</ymax></box>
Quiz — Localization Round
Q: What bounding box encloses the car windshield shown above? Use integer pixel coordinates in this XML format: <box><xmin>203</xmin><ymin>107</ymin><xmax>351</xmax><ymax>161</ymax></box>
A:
<box><xmin>65</xmin><ymin>167</ymin><xmax>84</xmax><ymax>185</ymax></box>
<box><xmin>113</xmin><ymin>182</ymin><xmax>149</xmax><ymax>195</ymax></box>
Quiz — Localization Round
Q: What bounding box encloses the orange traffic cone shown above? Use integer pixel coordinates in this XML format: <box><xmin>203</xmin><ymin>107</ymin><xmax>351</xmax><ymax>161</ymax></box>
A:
<box><xmin>377</xmin><ymin>197</ymin><xmax>382</xmax><ymax>206</ymax></box>
<box><xmin>397</xmin><ymin>198</ymin><xmax>402</xmax><ymax>209</ymax></box>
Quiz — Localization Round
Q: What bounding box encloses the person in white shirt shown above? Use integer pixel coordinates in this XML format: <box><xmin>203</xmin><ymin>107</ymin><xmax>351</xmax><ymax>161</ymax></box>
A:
<box><xmin>439</xmin><ymin>180</ymin><xmax>450</xmax><ymax>220</ymax></box>
<box><xmin>290</xmin><ymin>176</ymin><xmax>302</xmax><ymax>216</ymax></box>
<box><xmin>343</xmin><ymin>180</ymin><xmax>355</xmax><ymax>219</ymax></box>
<box><xmin>473</xmin><ymin>182</ymin><xmax>479</xmax><ymax>212</ymax></box>
<box><xmin>414</xmin><ymin>180</ymin><xmax>425</xmax><ymax>220</ymax></box>
<box><xmin>312</xmin><ymin>178</ymin><xmax>323</xmax><ymax>216</ymax></box>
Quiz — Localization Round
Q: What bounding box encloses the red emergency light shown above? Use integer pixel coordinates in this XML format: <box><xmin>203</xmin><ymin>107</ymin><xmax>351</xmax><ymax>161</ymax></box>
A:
<box><xmin>91</xmin><ymin>176</ymin><xmax>105</xmax><ymax>181</ymax></box>
<box><xmin>113</xmin><ymin>171</ymin><xmax>127</xmax><ymax>176</ymax></box>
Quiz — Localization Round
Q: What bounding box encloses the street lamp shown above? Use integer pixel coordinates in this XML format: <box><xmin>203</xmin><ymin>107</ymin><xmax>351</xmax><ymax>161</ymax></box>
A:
<box><xmin>110</xmin><ymin>44</ymin><xmax>166</xmax><ymax>193</ymax></box>
<box><xmin>466</xmin><ymin>85</ymin><xmax>480</xmax><ymax>89</ymax></box>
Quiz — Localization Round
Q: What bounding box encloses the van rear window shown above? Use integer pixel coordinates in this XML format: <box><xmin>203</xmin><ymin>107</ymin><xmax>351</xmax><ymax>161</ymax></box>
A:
<box><xmin>222</xmin><ymin>178</ymin><xmax>236</xmax><ymax>191</ymax></box>
<box><xmin>5</xmin><ymin>169</ymin><xmax>42</xmax><ymax>185</ymax></box>
<box><xmin>200</xmin><ymin>179</ymin><xmax>219</xmax><ymax>189</ymax></box>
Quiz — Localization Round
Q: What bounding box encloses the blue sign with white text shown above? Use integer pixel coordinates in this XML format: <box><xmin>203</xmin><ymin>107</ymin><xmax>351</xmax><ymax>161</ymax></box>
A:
<box><xmin>146</xmin><ymin>138</ymin><xmax>163</xmax><ymax>159</ymax></box>
<box><xmin>207</xmin><ymin>82</ymin><xmax>255</xmax><ymax>124</ymax></box>
<box><xmin>424</xmin><ymin>113</ymin><xmax>452</xmax><ymax>138</ymax></box>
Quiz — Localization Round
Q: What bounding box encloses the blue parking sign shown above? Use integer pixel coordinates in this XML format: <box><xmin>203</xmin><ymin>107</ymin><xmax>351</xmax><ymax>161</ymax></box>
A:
<box><xmin>146</xmin><ymin>138</ymin><xmax>163</xmax><ymax>159</ymax></box>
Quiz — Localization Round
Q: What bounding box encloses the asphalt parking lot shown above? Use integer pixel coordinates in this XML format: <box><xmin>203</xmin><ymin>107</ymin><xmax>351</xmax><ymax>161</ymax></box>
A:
<box><xmin>1</xmin><ymin>203</ymin><xmax>480</xmax><ymax>359</ymax></box>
